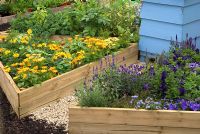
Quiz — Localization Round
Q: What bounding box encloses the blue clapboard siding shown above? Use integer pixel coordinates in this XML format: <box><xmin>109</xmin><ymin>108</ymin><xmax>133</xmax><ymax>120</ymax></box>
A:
<box><xmin>183</xmin><ymin>3</ymin><xmax>200</xmax><ymax>24</ymax></box>
<box><xmin>140</xmin><ymin>19</ymin><xmax>182</xmax><ymax>41</ymax></box>
<box><xmin>139</xmin><ymin>0</ymin><xmax>200</xmax><ymax>61</ymax></box>
<box><xmin>142</xmin><ymin>0</ymin><xmax>184</xmax><ymax>6</ymax></box>
<box><xmin>141</xmin><ymin>2</ymin><xmax>183</xmax><ymax>24</ymax></box>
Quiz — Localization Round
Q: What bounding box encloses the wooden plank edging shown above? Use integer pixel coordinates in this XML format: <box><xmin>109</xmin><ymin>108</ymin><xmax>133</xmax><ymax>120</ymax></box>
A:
<box><xmin>69</xmin><ymin>106</ymin><xmax>200</xmax><ymax>134</ymax></box>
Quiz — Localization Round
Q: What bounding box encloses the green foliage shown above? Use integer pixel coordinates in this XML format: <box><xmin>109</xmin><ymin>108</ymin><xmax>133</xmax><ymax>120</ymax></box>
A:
<box><xmin>11</xmin><ymin>8</ymin><xmax>66</xmax><ymax>38</ymax></box>
<box><xmin>76</xmin><ymin>85</ymin><xmax>109</xmax><ymax>107</ymax></box>
<box><xmin>10</xmin><ymin>0</ymin><xmax>139</xmax><ymax>42</ymax></box>
<box><xmin>1</xmin><ymin>0</ymin><xmax>71</xmax><ymax>14</ymax></box>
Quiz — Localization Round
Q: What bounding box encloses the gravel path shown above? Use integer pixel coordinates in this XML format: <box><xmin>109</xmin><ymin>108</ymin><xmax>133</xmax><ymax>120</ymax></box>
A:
<box><xmin>0</xmin><ymin>88</ymin><xmax>76</xmax><ymax>134</ymax></box>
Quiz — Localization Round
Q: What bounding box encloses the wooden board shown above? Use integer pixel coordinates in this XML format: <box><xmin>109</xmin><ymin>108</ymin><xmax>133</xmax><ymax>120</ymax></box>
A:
<box><xmin>0</xmin><ymin>43</ymin><xmax>138</xmax><ymax>117</ymax></box>
<box><xmin>69</xmin><ymin>106</ymin><xmax>200</xmax><ymax>134</ymax></box>
<box><xmin>0</xmin><ymin>62</ymin><xmax>20</xmax><ymax>116</ymax></box>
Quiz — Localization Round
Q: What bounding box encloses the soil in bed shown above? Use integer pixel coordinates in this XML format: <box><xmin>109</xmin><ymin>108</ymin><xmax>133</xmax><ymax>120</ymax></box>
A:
<box><xmin>0</xmin><ymin>88</ymin><xmax>68</xmax><ymax>134</ymax></box>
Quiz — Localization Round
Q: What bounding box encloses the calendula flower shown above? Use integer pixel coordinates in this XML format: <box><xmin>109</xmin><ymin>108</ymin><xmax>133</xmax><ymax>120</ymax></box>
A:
<box><xmin>27</xmin><ymin>29</ymin><xmax>32</xmax><ymax>35</ymax></box>
<box><xmin>9</xmin><ymin>38</ymin><xmax>17</xmax><ymax>44</ymax></box>
<box><xmin>26</xmin><ymin>54</ymin><xmax>31</xmax><ymax>57</ymax></box>
<box><xmin>4</xmin><ymin>50</ymin><xmax>11</xmax><ymax>55</ymax></box>
<box><xmin>33</xmin><ymin>66</ymin><xmax>38</xmax><ymax>70</ymax></box>
<box><xmin>0</xmin><ymin>48</ymin><xmax>3</xmax><ymax>52</ymax></box>
<box><xmin>11</xmin><ymin>63</ymin><xmax>19</xmax><ymax>67</ymax></box>
<box><xmin>41</xmin><ymin>70</ymin><xmax>47</xmax><ymax>73</ymax></box>
<box><xmin>4</xmin><ymin>66</ymin><xmax>11</xmax><ymax>73</ymax></box>
<box><xmin>49</xmin><ymin>67</ymin><xmax>58</xmax><ymax>73</ymax></box>
<box><xmin>22</xmin><ymin>74</ymin><xmax>28</xmax><ymax>79</ymax></box>
<box><xmin>21</xmin><ymin>35</ymin><xmax>29</xmax><ymax>44</ymax></box>
<box><xmin>17</xmin><ymin>67</ymin><xmax>29</xmax><ymax>74</ymax></box>
<box><xmin>42</xmin><ymin>66</ymin><xmax>48</xmax><ymax>69</ymax></box>
<box><xmin>48</xmin><ymin>44</ymin><xmax>61</xmax><ymax>51</ymax></box>
<box><xmin>0</xmin><ymin>35</ymin><xmax>7</xmax><ymax>41</ymax></box>
<box><xmin>13</xmin><ymin>53</ymin><xmax>19</xmax><ymax>58</ymax></box>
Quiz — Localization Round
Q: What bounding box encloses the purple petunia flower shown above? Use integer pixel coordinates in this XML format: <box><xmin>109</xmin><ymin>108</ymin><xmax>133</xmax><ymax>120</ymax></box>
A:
<box><xmin>189</xmin><ymin>63</ymin><xmax>198</xmax><ymax>69</ymax></box>
<box><xmin>181</xmin><ymin>99</ymin><xmax>188</xmax><ymax>110</ymax></box>
<box><xmin>189</xmin><ymin>102</ymin><xmax>200</xmax><ymax>111</ymax></box>
<box><xmin>169</xmin><ymin>103</ymin><xmax>178</xmax><ymax>110</ymax></box>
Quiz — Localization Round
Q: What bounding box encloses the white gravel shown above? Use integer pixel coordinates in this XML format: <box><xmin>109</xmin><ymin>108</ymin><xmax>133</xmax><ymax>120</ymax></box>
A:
<box><xmin>30</xmin><ymin>96</ymin><xmax>77</xmax><ymax>132</ymax></box>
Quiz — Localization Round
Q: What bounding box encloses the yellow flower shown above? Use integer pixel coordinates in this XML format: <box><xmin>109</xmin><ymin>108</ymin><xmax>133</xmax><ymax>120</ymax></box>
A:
<box><xmin>75</xmin><ymin>35</ymin><xmax>79</xmax><ymax>40</ymax></box>
<box><xmin>4</xmin><ymin>50</ymin><xmax>11</xmax><ymax>55</ymax></box>
<box><xmin>13</xmin><ymin>76</ymin><xmax>19</xmax><ymax>80</ymax></box>
<box><xmin>26</xmin><ymin>54</ymin><xmax>31</xmax><ymax>58</ymax></box>
<box><xmin>67</xmin><ymin>37</ymin><xmax>73</xmax><ymax>43</ymax></box>
<box><xmin>48</xmin><ymin>44</ymin><xmax>61</xmax><ymax>51</ymax></box>
<box><xmin>33</xmin><ymin>66</ymin><xmax>38</xmax><ymax>70</ymax></box>
<box><xmin>27</xmin><ymin>29</ymin><xmax>32</xmax><ymax>35</ymax></box>
<box><xmin>19</xmin><ymin>62</ymin><xmax>25</xmax><ymax>66</ymax></box>
<box><xmin>4</xmin><ymin>67</ymin><xmax>11</xmax><ymax>73</ymax></box>
<box><xmin>87</xmin><ymin>44</ymin><xmax>93</xmax><ymax>48</ymax></box>
<box><xmin>37</xmin><ymin>44</ymin><xmax>43</xmax><ymax>47</ymax></box>
<box><xmin>0</xmin><ymin>35</ymin><xmax>7</xmax><ymax>40</ymax></box>
<box><xmin>9</xmin><ymin>38</ymin><xmax>17</xmax><ymax>44</ymax></box>
<box><xmin>21</xmin><ymin>35</ymin><xmax>29</xmax><ymax>44</ymax></box>
<box><xmin>77</xmin><ymin>50</ymin><xmax>85</xmax><ymax>55</ymax></box>
<box><xmin>13</xmin><ymin>53</ymin><xmax>19</xmax><ymax>58</ymax></box>
<box><xmin>32</xmin><ymin>57</ymin><xmax>45</xmax><ymax>62</ymax></box>
<box><xmin>31</xmin><ymin>69</ymin><xmax>38</xmax><ymax>73</ymax></box>
<box><xmin>26</xmin><ymin>62</ymin><xmax>31</xmax><ymax>67</ymax></box>
<box><xmin>0</xmin><ymin>48</ymin><xmax>4</xmax><ymax>52</ymax></box>
<box><xmin>22</xmin><ymin>74</ymin><xmax>28</xmax><ymax>79</ymax></box>
<box><xmin>49</xmin><ymin>67</ymin><xmax>58</xmax><ymax>73</ymax></box>
<box><xmin>17</xmin><ymin>67</ymin><xmax>29</xmax><ymax>74</ymax></box>
<box><xmin>42</xmin><ymin>43</ymin><xmax>47</xmax><ymax>47</ymax></box>
<box><xmin>65</xmin><ymin>52</ymin><xmax>72</xmax><ymax>59</ymax></box>
<box><xmin>42</xmin><ymin>66</ymin><xmax>48</xmax><ymax>69</ymax></box>
<box><xmin>11</xmin><ymin>63</ymin><xmax>19</xmax><ymax>67</ymax></box>
<box><xmin>41</xmin><ymin>70</ymin><xmax>47</xmax><ymax>73</ymax></box>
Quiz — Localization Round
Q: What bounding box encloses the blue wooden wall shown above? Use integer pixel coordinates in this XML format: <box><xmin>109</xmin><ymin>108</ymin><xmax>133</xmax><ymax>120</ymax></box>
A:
<box><xmin>139</xmin><ymin>0</ymin><xmax>200</xmax><ymax>61</ymax></box>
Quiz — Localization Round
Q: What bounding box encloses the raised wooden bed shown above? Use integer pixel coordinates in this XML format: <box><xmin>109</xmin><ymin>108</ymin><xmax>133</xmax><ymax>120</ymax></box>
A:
<box><xmin>0</xmin><ymin>5</ymin><xmax>71</xmax><ymax>25</ymax></box>
<box><xmin>0</xmin><ymin>43</ymin><xmax>138</xmax><ymax>118</ymax></box>
<box><xmin>69</xmin><ymin>106</ymin><xmax>200</xmax><ymax>134</ymax></box>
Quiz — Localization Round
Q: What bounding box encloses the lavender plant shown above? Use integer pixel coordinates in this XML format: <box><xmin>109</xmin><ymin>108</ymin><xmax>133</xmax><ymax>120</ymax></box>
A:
<box><xmin>76</xmin><ymin>37</ymin><xmax>200</xmax><ymax>111</ymax></box>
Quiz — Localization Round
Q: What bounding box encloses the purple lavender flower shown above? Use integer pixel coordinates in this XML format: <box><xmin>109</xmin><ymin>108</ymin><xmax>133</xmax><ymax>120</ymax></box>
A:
<box><xmin>179</xmin><ymin>87</ymin><xmax>186</xmax><ymax>96</ymax></box>
<box><xmin>163</xmin><ymin>60</ymin><xmax>169</xmax><ymax>65</ymax></box>
<box><xmin>161</xmin><ymin>71</ymin><xmax>167</xmax><ymax>80</ymax></box>
<box><xmin>149</xmin><ymin>66</ymin><xmax>155</xmax><ymax>76</ymax></box>
<box><xmin>143</xmin><ymin>83</ymin><xmax>150</xmax><ymax>90</ymax></box>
